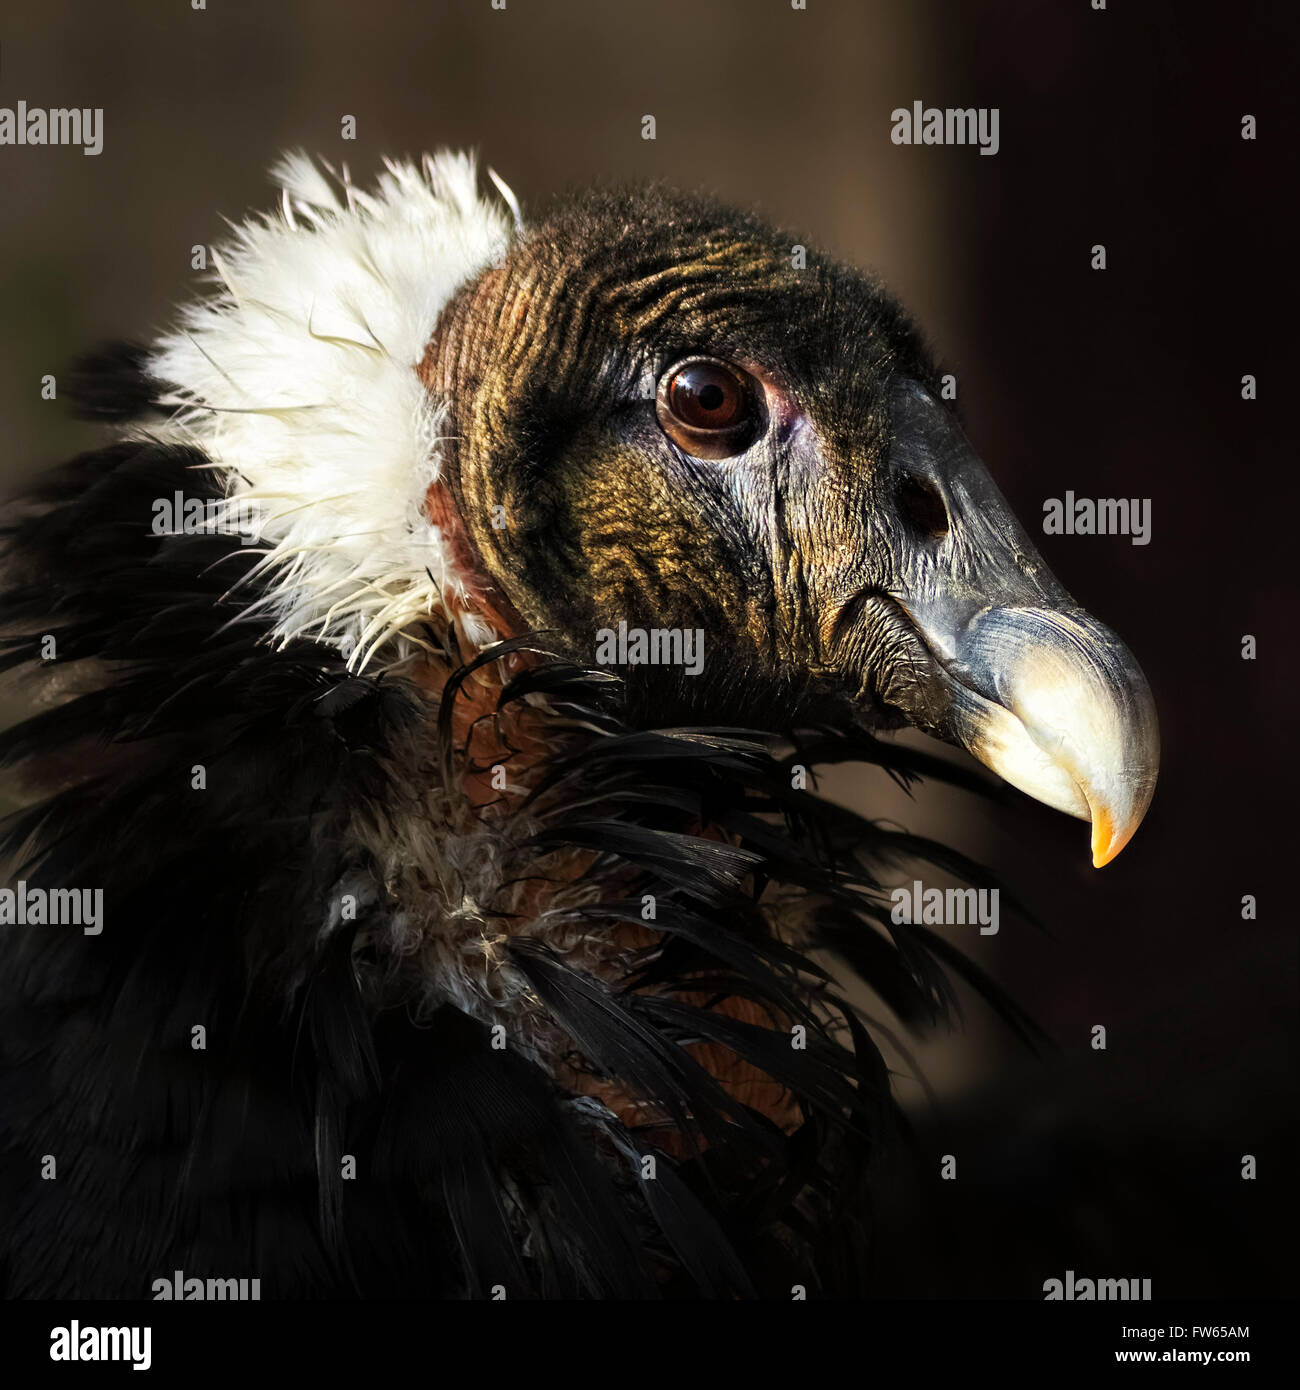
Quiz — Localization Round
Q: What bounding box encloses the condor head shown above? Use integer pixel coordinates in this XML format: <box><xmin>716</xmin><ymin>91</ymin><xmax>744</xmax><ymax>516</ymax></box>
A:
<box><xmin>426</xmin><ymin>187</ymin><xmax>1159</xmax><ymax>868</ymax></box>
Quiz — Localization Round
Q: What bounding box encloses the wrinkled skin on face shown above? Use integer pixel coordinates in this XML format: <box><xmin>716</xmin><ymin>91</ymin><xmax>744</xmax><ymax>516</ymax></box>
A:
<box><xmin>423</xmin><ymin>187</ymin><xmax>1158</xmax><ymax>866</ymax></box>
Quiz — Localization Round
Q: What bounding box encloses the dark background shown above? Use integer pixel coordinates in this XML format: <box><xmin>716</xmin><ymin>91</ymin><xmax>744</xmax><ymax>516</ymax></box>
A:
<box><xmin>0</xmin><ymin>0</ymin><xmax>1294</xmax><ymax>1296</ymax></box>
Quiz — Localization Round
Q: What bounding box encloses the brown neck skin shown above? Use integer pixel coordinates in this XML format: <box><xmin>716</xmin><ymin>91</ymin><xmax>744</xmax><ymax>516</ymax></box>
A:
<box><xmin>407</xmin><ymin>275</ymin><xmax>536</xmax><ymax>810</ymax></box>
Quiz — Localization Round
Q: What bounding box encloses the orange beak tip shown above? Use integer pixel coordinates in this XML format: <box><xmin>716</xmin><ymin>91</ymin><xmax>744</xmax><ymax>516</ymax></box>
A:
<box><xmin>1088</xmin><ymin>807</ymin><xmax>1138</xmax><ymax>868</ymax></box>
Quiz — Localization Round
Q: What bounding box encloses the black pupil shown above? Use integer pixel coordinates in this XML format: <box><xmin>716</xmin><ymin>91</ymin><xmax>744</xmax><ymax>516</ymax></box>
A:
<box><xmin>697</xmin><ymin>383</ymin><xmax>725</xmax><ymax>411</ymax></box>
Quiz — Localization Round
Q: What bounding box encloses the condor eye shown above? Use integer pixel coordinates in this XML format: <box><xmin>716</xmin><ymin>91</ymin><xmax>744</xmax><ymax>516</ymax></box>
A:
<box><xmin>655</xmin><ymin>357</ymin><xmax>762</xmax><ymax>459</ymax></box>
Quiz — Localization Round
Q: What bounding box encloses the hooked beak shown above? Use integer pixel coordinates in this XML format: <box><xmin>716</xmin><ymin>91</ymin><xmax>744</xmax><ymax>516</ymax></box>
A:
<box><xmin>877</xmin><ymin>380</ymin><xmax>1159</xmax><ymax>867</ymax></box>
<box><xmin>921</xmin><ymin>605</ymin><xmax>1158</xmax><ymax>867</ymax></box>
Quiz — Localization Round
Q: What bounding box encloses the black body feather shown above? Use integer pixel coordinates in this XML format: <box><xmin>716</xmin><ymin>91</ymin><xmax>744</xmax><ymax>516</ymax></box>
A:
<box><xmin>0</xmin><ymin>350</ymin><xmax>1037</xmax><ymax>1299</ymax></box>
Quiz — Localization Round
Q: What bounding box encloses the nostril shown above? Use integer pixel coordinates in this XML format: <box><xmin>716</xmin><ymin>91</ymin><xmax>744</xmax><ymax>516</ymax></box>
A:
<box><xmin>897</xmin><ymin>473</ymin><xmax>950</xmax><ymax>538</ymax></box>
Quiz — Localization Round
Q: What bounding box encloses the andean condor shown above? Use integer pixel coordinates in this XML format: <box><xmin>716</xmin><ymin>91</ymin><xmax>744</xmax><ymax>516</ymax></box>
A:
<box><xmin>0</xmin><ymin>154</ymin><xmax>1158</xmax><ymax>1299</ymax></box>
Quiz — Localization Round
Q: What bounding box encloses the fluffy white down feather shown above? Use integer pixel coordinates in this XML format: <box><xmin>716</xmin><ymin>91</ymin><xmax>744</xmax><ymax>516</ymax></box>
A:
<box><xmin>147</xmin><ymin>151</ymin><xmax>518</xmax><ymax>670</ymax></box>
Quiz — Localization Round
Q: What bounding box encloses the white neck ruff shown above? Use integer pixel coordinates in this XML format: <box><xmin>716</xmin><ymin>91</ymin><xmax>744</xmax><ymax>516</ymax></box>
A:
<box><xmin>147</xmin><ymin>151</ymin><xmax>519</xmax><ymax>671</ymax></box>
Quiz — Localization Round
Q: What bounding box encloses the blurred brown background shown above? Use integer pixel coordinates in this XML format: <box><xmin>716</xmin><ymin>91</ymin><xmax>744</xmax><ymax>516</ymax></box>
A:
<box><xmin>0</xmin><ymin>0</ymin><xmax>1293</xmax><ymax>1294</ymax></box>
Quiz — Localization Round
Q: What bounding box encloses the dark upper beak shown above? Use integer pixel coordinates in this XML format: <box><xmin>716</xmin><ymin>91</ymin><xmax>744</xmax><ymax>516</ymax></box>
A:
<box><xmin>880</xmin><ymin>378</ymin><xmax>1159</xmax><ymax>867</ymax></box>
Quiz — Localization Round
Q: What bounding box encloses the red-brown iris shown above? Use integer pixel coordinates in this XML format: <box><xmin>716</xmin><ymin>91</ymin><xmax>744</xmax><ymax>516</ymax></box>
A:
<box><xmin>655</xmin><ymin>357</ymin><xmax>762</xmax><ymax>459</ymax></box>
